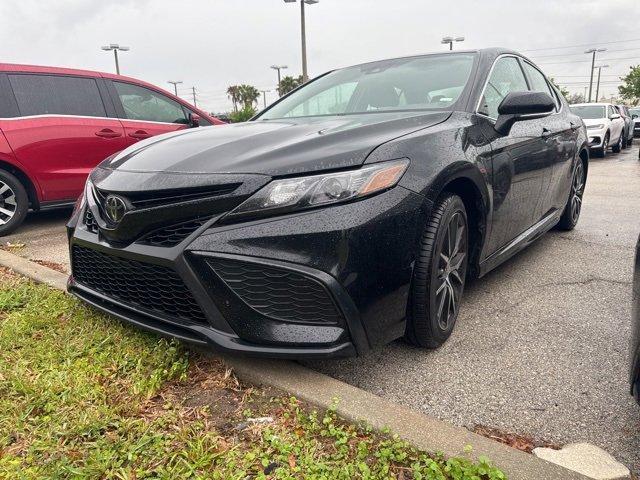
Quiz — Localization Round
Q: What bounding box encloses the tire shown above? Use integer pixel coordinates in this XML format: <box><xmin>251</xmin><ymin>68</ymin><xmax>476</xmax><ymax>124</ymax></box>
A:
<box><xmin>612</xmin><ymin>131</ymin><xmax>623</xmax><ymax>153</ymax></box>
<box><xmin>406</xmin><ymin>194</ymin><xmax>468</xmax><ymax>348</ymax></box>
<box><xmin>629</xmin><ymin>135</ymin><xmax>634</xmax><ymax>146</ymax></box>
<box><xmin>597</xmin><ymin>133</ymin><xmax>609</xmax><ymax>158</ymax></box>
<box><xmin>622</xmin><ymin>129</ymin><xmax>628</xmax><ymax>149</ymax></box>
<box><xmin>0</xmin><ymin>169</ymin><xmax>28</xmax><ymax>236</ymax></box>
<box><xmin>556</xmin><ymin>161</ymin><xmax>586</xmax><ymax>231</ymax></box>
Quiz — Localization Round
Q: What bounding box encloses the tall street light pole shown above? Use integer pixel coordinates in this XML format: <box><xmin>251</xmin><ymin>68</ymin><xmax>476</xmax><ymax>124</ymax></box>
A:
<box><xmin>441</xmin><ymin>36</ymin><xmax>465</xmax><ymax>50</ymax></box>
<box><xmin>260</xmin><ymin>90</ymin><xmax>271</xmax><ymax>109</ymax></box>
<box><xmin>168</xmin><ymin>80</ymin><xmax>183</xmax><ymax>96</ymax></box>
<box><xmin>284</xmin><ymin>0</ymin><xmax>318</xmax><ymax>83</ymax></box>
<box><xmin>594</xmin><ymin>64</ymin><xmax>609</xmax><ymax>103</ymax></box>
<box><xmin>585</xmin><ymin>48</ymin><xmax>606</xmax><ymax>102</ymax></box>
<box><xmin>271</xmin><ymin>65</ymin><xmax>288</xmax><ymax>96</ymax></box>
<box><xmin>101</xmin><ymin>44</ymin><xmax>129</xmax><ymax>75</ymax></box>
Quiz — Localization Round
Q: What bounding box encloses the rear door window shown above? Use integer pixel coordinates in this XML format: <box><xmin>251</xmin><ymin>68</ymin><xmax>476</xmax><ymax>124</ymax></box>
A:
<box><xmin>113</xmin><ymin>82</ymin><xmax>188</xmax><ymax>124</ymax></box>
<box><xmin>8</xmin><ymin>74</ymin><xmax>107</xmax><ymax>117</ymax></box>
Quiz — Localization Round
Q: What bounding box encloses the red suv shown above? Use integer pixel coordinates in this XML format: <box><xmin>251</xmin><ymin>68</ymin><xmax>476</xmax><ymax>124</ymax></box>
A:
<box><xmin>0</xmin><ymin>63</ymin><xmax>224</xmax><ymax>235</ymax></box>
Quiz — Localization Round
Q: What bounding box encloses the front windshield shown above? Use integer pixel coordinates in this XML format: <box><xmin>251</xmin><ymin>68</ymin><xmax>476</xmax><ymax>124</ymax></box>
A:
<box><xmin>258</xmin><ymin>53</ymin><xmax>476</xmax><ymax>120</ymax></box>
<box><xmin>571</xmin><ymin>105</ymin><xmax>605</xmax><ymax>119</ymax></box>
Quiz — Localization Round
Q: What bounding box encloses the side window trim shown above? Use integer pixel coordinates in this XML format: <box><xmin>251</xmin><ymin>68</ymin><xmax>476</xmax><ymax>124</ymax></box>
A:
<box><xmin>95</xmin><ymin>78</ymin><xmax>118</xmax><ymax>118</ymax></box>
<box><xmin>476</xmin><ymin>55</ymin><xmax>562</xmax><ymax>120</ymax></box>
<box><xmin>475</xmin><ymin>54</ymin><xmax>528</xmax><ymax>121</ymax></box>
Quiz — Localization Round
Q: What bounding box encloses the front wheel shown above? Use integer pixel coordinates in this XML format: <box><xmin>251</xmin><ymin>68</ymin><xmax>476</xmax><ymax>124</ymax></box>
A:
<box><xmin>612</xmin><ymin>132</ymin><xmax>623</xmax><ymax>153</ymax></box>
<box><xmin>406</xmin><ymin>194</ymin><xmax>468</xmax><ymax>348</ymax></box>
<box><xmin>556</xmin><ymin>161</ymin><xmax>586</xmax><ymax>231</ymax></box>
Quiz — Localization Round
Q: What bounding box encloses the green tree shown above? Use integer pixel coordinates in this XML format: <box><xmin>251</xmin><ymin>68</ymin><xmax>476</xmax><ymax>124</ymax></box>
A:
<box><xmin>618</xmin><ymin>65</ymin><xmax>640</xmax><ymax>104</ymax></box>
<box><xmin>226</xmin><ymin>85</ymin><xmax>241</xmax><ymax>112</ymax></box>
<box><xmin>278</xmin><ymin>75</ymin><xmax>304</xmax><ymax>96</ymax></box>
<box><xmin>548</xmin><ymin>77</ymin><xmax>569</xmax><ymax>98</ymax></box>
<box><xmin>229</xmin><ymin>105</ymin><xmax>257</xmax><ymax>123</ymax></box>
<box><xmin>566</xmin><ymin>92</ymin><xmax>585</xmax><ymax>105</ymax></box>
<box><xmin>237</xmin><ymin>84</ymin><xmax>260</xmax><ymax>110</ymax></box>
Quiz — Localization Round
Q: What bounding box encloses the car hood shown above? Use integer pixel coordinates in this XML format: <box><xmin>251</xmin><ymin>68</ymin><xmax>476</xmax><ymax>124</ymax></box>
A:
<box><xmin>102</xmin><ymin>111</ymin><xmax>451</xmax><ymax>176</ymax></box>
<box><xmin>581</xmin><ymin>118</ymin><xmax>606</xmax><ymax>127</ymax></box>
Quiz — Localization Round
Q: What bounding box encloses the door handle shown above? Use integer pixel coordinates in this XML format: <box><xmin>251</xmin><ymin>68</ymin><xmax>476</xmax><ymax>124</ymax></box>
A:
<box><xmin>128</xmin><ymin>130</ymin><xmax>151</xmax><ymax>139</ymax></box>
<box><xmin>95</xmin><ymin>128</ymin><xmax>122</xmax><ymax>138</ymax></box>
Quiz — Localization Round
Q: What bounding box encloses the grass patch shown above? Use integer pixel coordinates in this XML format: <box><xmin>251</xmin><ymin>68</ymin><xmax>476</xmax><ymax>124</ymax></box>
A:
<box><xmin>0</xmin><ymin>270</ymin><xmax>506</xmax><ymax>479</ymax></box>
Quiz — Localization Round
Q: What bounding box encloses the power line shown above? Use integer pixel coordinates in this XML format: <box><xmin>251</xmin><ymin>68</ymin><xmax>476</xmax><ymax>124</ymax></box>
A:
<box><xmin>529</xmin><ymin>47</ymin><xmax>640</xmax><ymax>59</ymax></box>
<box><xmin>520</xmin><ymin>38</ymin><xmax>640</xmax><ymax>53</ymax></box>
<box><xmin>536</xmin><ymin>56</ymin><xmax>640</xmax><ymax>65</ymax></box>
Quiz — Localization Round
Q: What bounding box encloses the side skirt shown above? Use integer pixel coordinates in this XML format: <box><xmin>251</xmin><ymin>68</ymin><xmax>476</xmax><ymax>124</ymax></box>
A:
<box><xmin>478</xmin><ymin>209</ymin><xmax>561</xmax><ymax>277</ymax></box>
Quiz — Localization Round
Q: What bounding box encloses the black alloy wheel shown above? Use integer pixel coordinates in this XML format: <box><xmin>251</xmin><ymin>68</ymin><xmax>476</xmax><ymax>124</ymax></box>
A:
<box><xmin>406</xmin><ymin>194</ymin><xmax>468</xmax><ymax>348</ymax></box>
<box><xmin>557</xmin><ymin>161</ymin><xmax>585</xmax><ymax>230</ymax></box>
<box><xmin>599</xmin><ymin>134</ymin><xmax>609</xmax><ymax>158</ymax></box>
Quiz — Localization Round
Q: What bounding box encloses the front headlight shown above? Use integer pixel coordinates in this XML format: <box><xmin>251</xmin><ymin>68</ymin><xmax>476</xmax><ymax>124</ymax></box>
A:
<box><xmin>225</xmin><ymin>158</ymin><xmax>409</xmax><ymax>221</ymax></box>
<box><xmin>587</xmin><ymin>124</ymin><xmax>604</xmax><ymax>130</ymax></box>
<box><xmin>71</xmin><ymin>178</ymin><xmax>90</xmax><ymax>217</ymax></box>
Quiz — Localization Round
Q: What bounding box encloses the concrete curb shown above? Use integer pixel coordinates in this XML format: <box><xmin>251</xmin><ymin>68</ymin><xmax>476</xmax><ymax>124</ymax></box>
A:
<box><xmin>1</xmin><ymin>249</ymin><xmax>590</xmax><ymax>480</ymax></box>
<box><xmin>0</xmin><ymin>249</ymin><xmax>68</xmax><ymax>290</ymax></box>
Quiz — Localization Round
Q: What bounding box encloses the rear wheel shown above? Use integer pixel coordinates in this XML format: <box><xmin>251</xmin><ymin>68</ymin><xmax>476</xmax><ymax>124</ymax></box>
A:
<box><xmin>557</xmin><ymin>161</ymin><xmax>585</xmax><ymax>231</ymax></box>
<box><xmin>406</xmin><ymin>194</ymin><xmax>468</xmax><ymax>348</ymax></box>
<box><xmin>622</xmin><ymin>128</ymin><xmax>628</xmax><ymax>149</ymax></box>
<box><xmin>0</xmin><ymin>170</ymin><xmax>28</xmax><ymax>236</ymax></box>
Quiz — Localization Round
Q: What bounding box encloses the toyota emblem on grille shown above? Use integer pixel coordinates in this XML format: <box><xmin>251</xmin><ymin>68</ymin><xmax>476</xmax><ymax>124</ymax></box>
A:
<box><xmin>104</xmin><ymin>195</ymin><xmax>127</xmax><ymax>224</ymax></box>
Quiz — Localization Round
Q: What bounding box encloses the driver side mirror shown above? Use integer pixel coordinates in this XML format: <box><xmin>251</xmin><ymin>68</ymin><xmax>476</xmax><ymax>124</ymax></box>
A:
<box><xmin>610</xmin><ymin>113</ymin><xmax>621</xmax><ymax>120</ymax></box>
<box><xmin>494</xmin><ymin>91</ymin><xmax>555</xmax><ymax>135</ymax></box>
<box><xmin>188</xmin><ymin>112</ymin><xmax>200</xmax><ymax>128</ymax></box>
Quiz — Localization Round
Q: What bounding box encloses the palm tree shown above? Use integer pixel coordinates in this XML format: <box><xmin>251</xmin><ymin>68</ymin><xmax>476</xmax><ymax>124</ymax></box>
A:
<box><xmin>278</xmin><ymin>75</ymin><xmax>303</xmax><ymax>96</ymax></box>
<box><xmin>226</xmin><ymin>85</ymin><xmax>241</xmax><ymax>112</ymax></box>
<box><xmin>237</xmin><ymin>84</ymin><xmax>260</xmax><ymax>110</ymax></box>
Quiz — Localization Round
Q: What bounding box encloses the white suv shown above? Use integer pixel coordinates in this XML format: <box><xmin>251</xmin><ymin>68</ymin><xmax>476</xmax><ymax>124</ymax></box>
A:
<box><xmin>571</xmin><ymin>103</ymin><xmax>625</xmax><ymax>157</ymax></box>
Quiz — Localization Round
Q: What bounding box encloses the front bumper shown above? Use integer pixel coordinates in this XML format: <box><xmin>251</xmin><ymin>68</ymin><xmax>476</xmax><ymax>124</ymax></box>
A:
<box><xmin>68</xmin><ymin>186</ymin><xmax>428</xmax><ymax>358</ymax></box>
<box><xmin>586</xmin><ymin>127</ymin><xmax>607</xmax><ymax>148</ymax></box>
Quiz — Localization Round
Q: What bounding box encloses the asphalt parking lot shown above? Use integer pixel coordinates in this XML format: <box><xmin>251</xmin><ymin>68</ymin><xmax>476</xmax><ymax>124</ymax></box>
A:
<box><xmin>308</xmin><ymin>144</ymin><xmax>640</xmax><ymax>472</ymax></box>
<box><xmin>3</xmin><ymin>145</ymin><xmax>640</xmax><ymax>471</ymax></box>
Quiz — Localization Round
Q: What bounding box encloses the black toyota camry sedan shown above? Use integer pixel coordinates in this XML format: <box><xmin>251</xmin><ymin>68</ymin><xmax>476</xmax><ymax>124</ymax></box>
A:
<box><xmin>67</xmin><ymin>48</ymin><xmax>589</xmax><ymax>358</ymax></box>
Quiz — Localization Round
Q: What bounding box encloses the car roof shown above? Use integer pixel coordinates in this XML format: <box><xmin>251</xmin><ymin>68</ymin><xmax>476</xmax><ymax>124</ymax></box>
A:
<box><xmin>336</xmin><ymin>47</ymin><xmax>523</xmax><ymax>70</ymax></box>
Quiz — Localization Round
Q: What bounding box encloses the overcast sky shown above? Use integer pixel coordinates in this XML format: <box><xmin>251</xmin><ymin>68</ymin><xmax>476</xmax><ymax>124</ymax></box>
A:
<box><xmin>1</xmin><ymin>0</ymin><xmax>639</xmax><ymax>112</ymax></box>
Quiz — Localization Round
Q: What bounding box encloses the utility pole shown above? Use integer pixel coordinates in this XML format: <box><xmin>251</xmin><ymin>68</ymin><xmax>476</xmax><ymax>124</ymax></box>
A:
<box><xmin>101</xmin><ymin>44</ymin><xmax>129</xmax><ymax>75</ymax></box>
<box><xmin>585</xmin><ymin>48</ymin><xmax>606</xmax><ymax>102</ymax></box>
<box><xmin>168</xmin><ymin>80</ymin><xmax>183</xmax><ymax>96</ymax></box>
<box><xmin>191</xmin><ymin>87</ymin><xmax>197</xmax><ymax>107</ymax></box>
<box><xmin>271</xmin><ymin>65</ymin><xmax>288</xmax><ymax>96</ymax></box>
<box><xmin>441</xmin><ymin>36</ymin><xmax>465</xmax><ymax>50</ymax></box>
<box><xmin>594</xmin><ymin>64</ymin><xmax>609</xmax><ymax>103</ymax></box>
<box><xmin>260</xmin><ymin>90</ymin><xmax>270</xmax><ymax>109</ymax></box>
<box><xmin>284</xmin><ymin>0</ymin><xmax>318</xmax><ymax>83</ymax></box>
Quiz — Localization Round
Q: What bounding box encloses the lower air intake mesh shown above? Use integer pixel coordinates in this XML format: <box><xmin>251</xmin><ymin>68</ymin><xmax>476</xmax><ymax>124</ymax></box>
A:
<box><xmin>72</xmin><ymin>245</ymin><xmax>207</xmax><ymax>325</ymax></box>
<box><xmin>206</xmin><ymin>257</ymin><xmax>342</xmax><ymax>325</ymax></box>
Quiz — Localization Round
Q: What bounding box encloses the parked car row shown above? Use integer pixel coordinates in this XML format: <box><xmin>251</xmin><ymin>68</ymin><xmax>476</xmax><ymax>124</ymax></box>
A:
<box><xmin>0</xmin><ymin>63</ymin><xmax>224</xmax><ymax>234</ymax></box>
<box><xmin>570</xmin><ymin>102</ymin><xmax>635</xmax><ymax>157</ymax></box>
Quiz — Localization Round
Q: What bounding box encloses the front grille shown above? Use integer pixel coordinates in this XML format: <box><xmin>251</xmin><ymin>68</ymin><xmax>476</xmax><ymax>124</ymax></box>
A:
<box><xmin>207</xmin><ymin>257</ymin><xmax>342</xmax><ymax>325</ymax></box>
<box><xmin>72</xmin><ymin>245</ymin><xmax>207</xmax><ymax>325</ymax></box>
<box><xmin>84</xmin><ymin>209</ymin><xmax>99</xmax><ymax>234</ymax></box>
<box><xmin>137</xmin><ymin>218</ymin><xmax>209</xmax><ymax>247</ymax></box>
